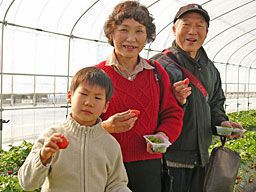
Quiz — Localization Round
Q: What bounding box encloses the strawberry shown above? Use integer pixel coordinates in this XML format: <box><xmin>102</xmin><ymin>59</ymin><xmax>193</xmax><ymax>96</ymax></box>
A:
<box><xmin>7</xmin><ymin>170</ymin><xmax>13</xmax><ymax>175</ymax></box>
<box><xmin>56</xmin><ymin>135</ymin><xmax>69</xmax><ymax>149</ymax></box>
<box><xmin>184</xmin><ymin>78</ymin><xmax>189</xmax><ymax>85</ymax></box>
<box><xmin>130</xmin><ymin>109</ymin><xmax>141</xmax><ymax>117</ymax></box>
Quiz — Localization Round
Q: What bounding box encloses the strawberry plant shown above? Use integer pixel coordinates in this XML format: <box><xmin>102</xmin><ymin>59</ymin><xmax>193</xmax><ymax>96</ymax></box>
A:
<box><xmin>0</xmin><ymin>141</ymin><xmax>32</xmax><ymax>175</ymax></box>
<box><xmin>0</xmin><ymin>141</ymin><xmax>39</xmax><ymax>192</ymax></box>
<box><xmin>228</xmin><ymin>110</ymin><xmax>256</xmax><ymax>131</ymax></box>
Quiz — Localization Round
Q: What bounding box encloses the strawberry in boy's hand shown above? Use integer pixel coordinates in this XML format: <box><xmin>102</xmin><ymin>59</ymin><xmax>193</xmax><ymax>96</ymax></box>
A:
<box><xmin>184</xmin><ymin>78</ymin><xmax>189</xmax><ymax>85</ymax></box>
<box><xmin>56</xmin><ymin>135</ymin><xmax>69</xmax><ymax>149</ymax></box>
<box><xmin>130</xmin><ymin>109</ymin><xmax>141</xmax><ymax>117</ymax></box>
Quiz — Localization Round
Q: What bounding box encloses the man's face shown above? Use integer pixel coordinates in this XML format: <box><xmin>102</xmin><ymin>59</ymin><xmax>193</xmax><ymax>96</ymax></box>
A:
<box><xmin>173</xmin><ymin>12</ymin><xmax>208</xmax><ymax>58</ymax></box>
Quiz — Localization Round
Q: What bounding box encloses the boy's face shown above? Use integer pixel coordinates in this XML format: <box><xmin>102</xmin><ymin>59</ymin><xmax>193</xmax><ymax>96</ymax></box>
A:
<box><xmin>67</xmin><ymin>81</ymin><xmax>109</xmax><ymax>126</ymax></box>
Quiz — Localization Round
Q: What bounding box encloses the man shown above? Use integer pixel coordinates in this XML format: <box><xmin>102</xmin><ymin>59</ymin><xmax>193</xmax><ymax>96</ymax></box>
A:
<box><xmin>151</xmin><ymin>4</ymin><xmax>243</xmax><ymax>192</ymax></box>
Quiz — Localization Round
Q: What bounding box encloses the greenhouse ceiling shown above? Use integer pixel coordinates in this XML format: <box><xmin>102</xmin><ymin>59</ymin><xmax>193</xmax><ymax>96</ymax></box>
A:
<box><xmin>1</xmin><ymin>0</ymin><xmax>256</xmax><ymax>69</ymax></box>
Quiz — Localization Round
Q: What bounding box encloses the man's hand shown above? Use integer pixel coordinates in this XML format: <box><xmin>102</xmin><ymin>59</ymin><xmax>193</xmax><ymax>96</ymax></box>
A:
<box><xmin>173</xmin><ymin>78</ymin><xmax>192</xmax><ymax>105</ymax></box>
<box><xmin>102</xmin><ymin>110</ymin><xmax>138</xmax><ymax>133</ymax></box>
<box><xmin>221</xmin><ymin>121</ymin><xmax>244</xmax><ymax>139</ymax></box>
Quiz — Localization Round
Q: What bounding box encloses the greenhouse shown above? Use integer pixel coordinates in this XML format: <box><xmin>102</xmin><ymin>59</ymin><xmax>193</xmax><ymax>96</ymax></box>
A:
<box><xmin>1</xmin><ymin>0</ymin><xmax>256</xmax><ymax>148</ymax></box>
<box><xmin>0</xmin><ymin>0</ymin><xmax>256</xmax><ymax>191</ymax></box>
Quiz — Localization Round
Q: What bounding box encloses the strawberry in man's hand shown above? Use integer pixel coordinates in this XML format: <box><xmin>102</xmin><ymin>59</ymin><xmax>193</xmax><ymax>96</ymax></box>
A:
<box><xmin>184</xmin><ymin>78</ymin><xmax>189</xmax><ymax>85</ymax></box>
<box><xmin>130</xmin><ymin>109</ymin><xmax>141</xmax><ymax>117</ymax></box>
<box><xmin>56</xmin><ymin>135</ymin><xmax>69</xmax><ymax>149</ymax></box>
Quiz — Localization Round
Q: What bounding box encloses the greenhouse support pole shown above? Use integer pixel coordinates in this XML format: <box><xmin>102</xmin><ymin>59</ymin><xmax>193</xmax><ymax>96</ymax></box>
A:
<box><xmin>0</xmin><ymin>0</ymin><xmax>16</xmax><ymax>149</ymax></box>
<box><xmin>66</xmin><ymin>0</ymin><xmax>100</xmax><ymax>117</ymax></box>
<box><xmin>0</xmin><ymin>123</ymin><xmax>2</xmax><ymax>149</ymax></box>
<box><xmin>0</xmin><ymin>19</ymin><xmax>4</xmax><ymax>150</ymax></box>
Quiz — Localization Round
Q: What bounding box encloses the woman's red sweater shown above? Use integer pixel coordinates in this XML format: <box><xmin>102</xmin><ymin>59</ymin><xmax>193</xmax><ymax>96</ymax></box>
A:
<box><xmin>97</xmin><ymin>60</ymin><xmax>183</xmax><ymax>162</ymax></box>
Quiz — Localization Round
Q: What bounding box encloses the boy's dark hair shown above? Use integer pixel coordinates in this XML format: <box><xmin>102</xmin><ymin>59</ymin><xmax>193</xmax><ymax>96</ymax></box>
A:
<box><xmin>70</xmin><ymin>67</ymin><xmax>113</xmax><ymax>102</ymax></box>
<box><xmin>104</xmin><ymin>0</ymin><xmax>156</xmax><ymax>46</ymax></box>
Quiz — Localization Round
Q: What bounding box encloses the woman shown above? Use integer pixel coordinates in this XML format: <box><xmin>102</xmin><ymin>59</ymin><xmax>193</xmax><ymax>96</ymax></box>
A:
<box><xmin>97</xmin><ymin>1</ymin><xmax>184</xmax><ymax>192</ymax></box>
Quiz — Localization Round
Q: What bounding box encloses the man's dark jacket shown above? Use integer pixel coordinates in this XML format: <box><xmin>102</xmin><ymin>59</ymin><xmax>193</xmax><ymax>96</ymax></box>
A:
<box><xmin>151</xmin><ymin>41</ymin><xmax>229</xmax><ymax>166</ymax></box>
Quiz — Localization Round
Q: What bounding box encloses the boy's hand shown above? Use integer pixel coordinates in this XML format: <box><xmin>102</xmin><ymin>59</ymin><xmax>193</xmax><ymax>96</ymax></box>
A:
<box><xmin>40</xmin><ymin>133</ymin><xmax>68</xmax><ymax>165</ymax></box>
<box><xmin>102</xmin><ymin>109</ymin><xmax>138</xmax><ymax>133</ymax></box>
<box><xmin>173</xmin><ymin>78</ymin><xmax>191</xmax><ymax>105</ymax></box>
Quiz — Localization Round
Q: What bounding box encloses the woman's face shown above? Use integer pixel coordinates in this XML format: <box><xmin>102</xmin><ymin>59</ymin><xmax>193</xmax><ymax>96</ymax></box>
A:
<box><xmin>110</xmin><ymin>19</ymin><xmax>147</xmax><ymax>60</ymax></box>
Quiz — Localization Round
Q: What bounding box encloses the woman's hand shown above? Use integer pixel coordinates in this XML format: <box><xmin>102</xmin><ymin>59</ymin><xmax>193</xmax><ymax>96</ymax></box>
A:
<box><xmin>146</xmin><ymin>132</ymin><xmax>169</xmax><ymax>154</ymax></box>
<box><xmin>102</xmin><ymin>110</ymin><xmax>138</xmax><ymax>133</ymax></box>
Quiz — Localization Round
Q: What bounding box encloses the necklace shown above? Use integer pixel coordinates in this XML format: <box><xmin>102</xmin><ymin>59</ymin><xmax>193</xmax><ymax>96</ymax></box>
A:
<box><xmin>117</xmin><ymin>64</ymin><xmax>135</xmax><ymax>80</ymax></box>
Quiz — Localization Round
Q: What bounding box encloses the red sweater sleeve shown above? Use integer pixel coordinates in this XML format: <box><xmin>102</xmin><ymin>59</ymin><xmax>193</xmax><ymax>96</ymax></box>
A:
<box><xmin>154</xmin><ymin>61</ymin><xmax>184</xmax><ymax>144</ymax></box>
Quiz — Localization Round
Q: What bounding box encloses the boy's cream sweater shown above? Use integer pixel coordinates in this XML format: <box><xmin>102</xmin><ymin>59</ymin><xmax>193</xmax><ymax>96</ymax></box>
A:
<box><xmin>18</xmin><ymin>115</ymin><xmax>131</xmax><ymax>192</ymax></box>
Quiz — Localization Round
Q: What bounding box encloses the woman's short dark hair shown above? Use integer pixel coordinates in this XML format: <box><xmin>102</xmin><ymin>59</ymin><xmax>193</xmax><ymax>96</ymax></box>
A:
<box><xmin>70</xmin><ymin>67</ymin><xmax>113</xmax><ymax>102</ymax></box>
<box><xmin>104</xmin><ymin>0</ymin><xmax>156</xmax><ymax>46</ymax></box>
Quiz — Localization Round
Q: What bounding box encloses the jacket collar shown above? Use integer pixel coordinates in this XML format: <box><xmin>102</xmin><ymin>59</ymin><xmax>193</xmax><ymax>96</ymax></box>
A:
<box><xmin>171</xmin><ymin>40</ymin><xmax>209</xmax><ymax>66</ymax></box>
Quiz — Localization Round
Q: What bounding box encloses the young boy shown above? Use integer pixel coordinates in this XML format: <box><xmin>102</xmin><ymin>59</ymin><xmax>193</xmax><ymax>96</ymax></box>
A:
<box><xmin>18</xmin><ymin>67</ymin><xmax>131</xmax><ymax>192</ymax></box>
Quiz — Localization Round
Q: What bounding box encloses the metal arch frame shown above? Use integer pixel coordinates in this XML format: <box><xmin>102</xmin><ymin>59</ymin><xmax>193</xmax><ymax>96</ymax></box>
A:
<box><xmin>226</xmin><ymin>38</ymin><xmax>256</xmax><ymax>64</ymax></box>
<box><xmin>249</xmin><ymin>56</ymin><xmax>256</xmax><ymax>70</ymax></box>
<box><xmin>0</xmin><ymin>0</ymin><xmax>103</xmax><ymax>148</ymax></box>
<box><xmin>228</xmin><ymin>47</ymin><xmax>256</xmax><ymax>111</ymax></box>
<box><xmin>213</xmin><ymin>34</ymin><xmax>256</xmax><ymax>97</ymax></box>
<box><xmin>238</xmin><ymin>49</ymin><xmax>256</xmax><ymax>111</ymax></box>
<box><xmin>239</xmin><ymin>48</ymin><xmax>256</xmax><ymax>69</ymax></box>
<box><xmin>204</xmin><ymin>0</ymin><xmax>256</xmax><ymax>46</ymax></box>
<box><xmin>0</xmin><ymin>0</ymin><xmax>165</xmax><ymax>147</ymax></box>
<box><xmin>244</xmin><ymin>53</ymin><xmax>256</xmax><ymax>110</ymax></box>
<box><xmin>0</xmin><ymin>0</ymin><xmax>16</xmax><ymax>149</ymax></box>
<box><xmin>219</xmin><ymin>37</ymin><xmax>256</xmax><ymax>97</ymax></box>
<box><xmin>145</xmin><ymin>1</ymin><xmax>256</xmax><ymax>57</ymax></box>
<box><xmin>204</xmin><ymin>14</ymin><xmax>256</xmax><ymax>46</ymax></box>
<box><xmin>146</xmin><ymin>21</ymin><xmax>172</xmax><ymax>58</ymax></box>
<box><xmin>56</xmin><ymin>0</ymin><xmax>73</xmax><ymax>32</ymax></box>
<box><xmin>225</xmin><ymin>38</ymin><xmax>256</xmax><ymax>94</ymax></box>
<box><xmin>212</xmin><ymin>27</ymin><xmax>256</xmax><ymax>62</ymax></box>
<box><xmin>147</xmin><ymin>0</ymin><xmax>161</xmax><ymax>8</ymax></box>
<box><xmin>144</xmin><ymin>0</ymin><xmax>172</xmax><ymax>58</ymax></box>
<box><xmin>217</xmin><ymin>35</ymin><xmax>256</xmax><ymax>96</ymax></box>
<box><xmin>145</xmin><ymin>0</ymin><xmax>256</xmax><ymax>61</ymax></box>
<box><xmin>209</xmin><ymin>0</ymin><xmax>255</xmax><ymax>22</ymax></box>
<box><xmin>66</xmin><ymin>0</ymin><xmax>100</xmax><ymax>116</ymax></box>
<box><xmin>238</xmin><ymin>48</ymin><xmax>256</xmax><ymax>69</ymax></box>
